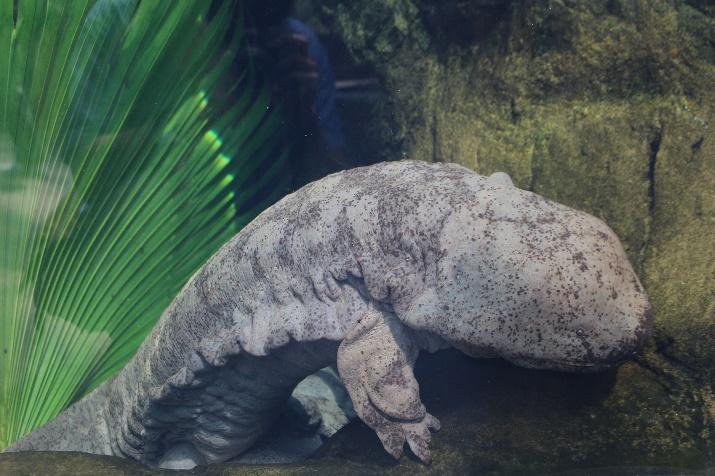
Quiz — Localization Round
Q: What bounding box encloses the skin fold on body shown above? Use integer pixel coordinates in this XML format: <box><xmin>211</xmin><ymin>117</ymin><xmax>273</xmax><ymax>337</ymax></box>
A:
<box><xmin>4</xmin><ymin>160</ymin><xmax>652</xmax><ymax>468</ymax></box>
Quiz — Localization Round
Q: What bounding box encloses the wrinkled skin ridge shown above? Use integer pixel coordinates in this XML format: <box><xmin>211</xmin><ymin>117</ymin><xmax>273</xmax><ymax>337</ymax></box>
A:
<box><xmin>4</xmin><ymin>160</ymin><xmax>652</xmax><ymax>468</ymax></box>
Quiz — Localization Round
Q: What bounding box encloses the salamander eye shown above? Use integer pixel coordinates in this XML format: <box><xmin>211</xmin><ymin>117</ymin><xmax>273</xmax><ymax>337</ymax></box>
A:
<box><xmin>576</xmin><ymin>328</ymin><xmax>585</xmax><ymax>337</ymax></box>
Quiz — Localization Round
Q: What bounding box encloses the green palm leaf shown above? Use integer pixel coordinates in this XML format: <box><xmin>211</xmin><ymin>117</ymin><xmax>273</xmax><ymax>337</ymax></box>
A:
<box><xmin>0</xmin><ymin>0</ymin><xmax>289</xmax><ymax>448</ymax></box>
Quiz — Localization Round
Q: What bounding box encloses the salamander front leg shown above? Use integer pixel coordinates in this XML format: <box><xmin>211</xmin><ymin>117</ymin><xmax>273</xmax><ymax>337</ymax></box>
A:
<box><xmin>337</xmin><ymin>310</ymin><xmax>440</xmax><ymax>464</ymax></box>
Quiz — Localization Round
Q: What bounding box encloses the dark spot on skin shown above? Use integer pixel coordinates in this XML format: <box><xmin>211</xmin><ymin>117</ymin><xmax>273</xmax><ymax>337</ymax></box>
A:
<box><xmin>571</xmin><ymin>251</ymin><xmax>589</xmax><ymax>272</ymax></box>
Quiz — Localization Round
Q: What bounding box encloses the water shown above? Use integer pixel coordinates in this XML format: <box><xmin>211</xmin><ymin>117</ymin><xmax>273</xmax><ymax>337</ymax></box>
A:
<box><xmin>1</xmin><ymin>0</ymin><xmax>713</xmax><ymax>473</ymax></box>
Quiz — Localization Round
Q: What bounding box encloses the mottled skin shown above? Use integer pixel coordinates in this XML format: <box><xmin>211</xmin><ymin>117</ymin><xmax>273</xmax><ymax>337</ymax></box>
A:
<box><xmin>5</xmin><ymin>160</ymin><xmax>652</xmax><ymax>467</ymax></box>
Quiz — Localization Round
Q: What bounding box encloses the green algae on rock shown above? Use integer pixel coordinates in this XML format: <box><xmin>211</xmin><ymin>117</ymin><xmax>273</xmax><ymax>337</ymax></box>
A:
<box><xmin>310</xmin><ymin>0</ymin><xmax>715</xmax><ymax>468</ymax></box>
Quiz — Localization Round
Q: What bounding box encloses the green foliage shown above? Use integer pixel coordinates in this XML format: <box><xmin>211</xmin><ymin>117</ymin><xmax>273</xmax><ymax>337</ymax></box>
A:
<box><xmin>0</xmin><ymin>0</ymin><xmax>288</xmax><ymax>447</ymax></box>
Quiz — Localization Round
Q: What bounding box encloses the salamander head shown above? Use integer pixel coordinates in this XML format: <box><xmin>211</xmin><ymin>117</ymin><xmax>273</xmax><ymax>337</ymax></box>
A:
<box><xmin>405</xmin><ymin>178</ymin><xmax>652</xmax><ymax>373</ymax></box>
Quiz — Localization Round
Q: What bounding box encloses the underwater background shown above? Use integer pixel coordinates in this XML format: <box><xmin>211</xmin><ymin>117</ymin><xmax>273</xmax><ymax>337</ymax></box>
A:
<box><xmin>1</xmin><ymin>0</ymin><xmax>714</xmax><ymax>474</ymax></box>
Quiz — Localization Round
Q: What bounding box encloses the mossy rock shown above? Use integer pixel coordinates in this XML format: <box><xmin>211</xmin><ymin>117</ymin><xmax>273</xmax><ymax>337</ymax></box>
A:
<box><xmin>316</xmin><ymin>0</ymin><xmax>715</xmax><ymax>370</ymax></box>
<box><xmin>312</xmin><ymin>350</ymin><xmax>713</xmax><ymax>474</ymax></box>
<box><xmin>310</xmin><ymin>0</ymin><xmax>715</xmax><ymax>468</ymax></box>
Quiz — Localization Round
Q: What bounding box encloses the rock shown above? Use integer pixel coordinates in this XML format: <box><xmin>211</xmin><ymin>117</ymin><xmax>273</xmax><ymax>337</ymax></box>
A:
<box><xmin>228</xmin><ymin>367</ymin><xmax>356</xmax><ymax>464</ymax></box>
<box><xmin>289</xmin><ymin>367</ymin><xmax>356</xmax><ymax>438</ymax></box>
<box><xmin>305</xmin><ymin>0</ymin><xmax>715</xmax><ymax>467</ymax></box>
<box><xmin>284</xmin><ymin>396</ymin><xmax>322</xmax><ymax>434</ymax></box>
<box><xmin>229</xmin><ymin>429</ymin><xmax>323</xmax><ymax>465</ymax></box>
<box><xmin>0</xmin><ymin>452</ymin><xmax>160</xmax><ymax>476</ymax></box>
<box><xmin>311</xmin><ymin>350</ymin><xmax>714</xmax><ymax>474</ymax></box>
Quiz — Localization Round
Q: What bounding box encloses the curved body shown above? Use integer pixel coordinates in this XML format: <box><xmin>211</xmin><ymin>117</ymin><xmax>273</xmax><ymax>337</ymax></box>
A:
<box><xmin>5</xmin><ymin>161</ymin><xmax>652</xmax><ymax>467</ymax></box>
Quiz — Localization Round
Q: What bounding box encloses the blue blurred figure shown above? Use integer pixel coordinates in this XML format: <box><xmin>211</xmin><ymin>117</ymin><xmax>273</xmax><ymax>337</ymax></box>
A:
<box><xmin>244</xmin><ymin>0</ymin><xmax>347</xmax><ymax>189</ymax></box>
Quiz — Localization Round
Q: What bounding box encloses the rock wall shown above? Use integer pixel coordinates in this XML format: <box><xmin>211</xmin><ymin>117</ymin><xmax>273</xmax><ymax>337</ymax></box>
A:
<box><xmin>309</xmin><ymin>0</ymin><xmax>715</xmax><ymax>470</ymax></box>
